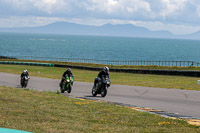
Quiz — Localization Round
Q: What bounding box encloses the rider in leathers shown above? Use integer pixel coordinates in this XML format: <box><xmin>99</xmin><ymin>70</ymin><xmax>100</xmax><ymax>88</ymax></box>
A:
<box><xmin>21</xmin><ymin>70</ymin><xmax>29</xmax><ymax>79</ymax></box>
<box><xmin>94</xmin><ymin>66</ymin><xmax>110</xmax><ymax>88</ymax></box>
<box><xmin>60</xmin><ymin>68</ymin><xmax>74</xmax><ymax>88</ymax></box>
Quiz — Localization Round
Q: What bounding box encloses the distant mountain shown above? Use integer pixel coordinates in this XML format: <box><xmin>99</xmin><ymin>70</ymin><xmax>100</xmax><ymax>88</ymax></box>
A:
<box><xmin>0</xmin><ymin>21</ymin><xmax>199</xmax><ymax>39</ymax></box>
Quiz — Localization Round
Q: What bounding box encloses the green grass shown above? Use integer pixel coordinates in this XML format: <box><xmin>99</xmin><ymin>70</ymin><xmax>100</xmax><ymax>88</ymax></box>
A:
<box><xmin>0</xmin><ymin>86</ymin><xmax>199</xmax><ymax>133</ymax></box>
<box><xmin>0</xmin><ymin>64</ymin><xmax>200</xmax><ymax>91</ymax></box>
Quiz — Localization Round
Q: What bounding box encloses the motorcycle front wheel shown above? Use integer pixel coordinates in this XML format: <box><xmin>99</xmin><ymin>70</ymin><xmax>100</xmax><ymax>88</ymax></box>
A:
<box><xmin>67</xmin><ymin>85</ymin><xmax>72</xmax><ymax>93</ymax></box>
<box><xmin>24</xmin><ymin>81</ymin><xmax>28</xmax><ymax>88</ymax></box>
<box><xmin>92</xmin><ymin>86</ymin><xmax>97</xmax><ymax>96</ymax></box>
<box><xmin>60</xmin><ymin>84</ymin><xmax>65</xmax><ymax>93</ymax></box>
<box><xmin>21</xmin><ymin>80</ymin><xmax>25</xmax><ymax>88</ymax></box>
<box><xmin>101</xmin><ymin>87</ymin><xmax>107</xmax><ymax>97</ymax></box>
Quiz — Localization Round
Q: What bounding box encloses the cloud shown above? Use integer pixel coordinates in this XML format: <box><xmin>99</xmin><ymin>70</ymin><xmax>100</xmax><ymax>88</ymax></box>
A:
<box><xmin>158</xmin><ymin>0</ymin><xmax>188</xmax><ymax>18</ymax></box>
<box><xmin>1</xmin><ymin>0</ymin><xmax>200</xmax><ymax>34</ymax></box>
<box><xmin>83</xmin><ymin>0</ymin><xmax>151</xmax><ymax>13</ymax></box>
<box><xmin>80</xmin><ymin>0</ymin><xmax>152</xmax><ymax>19</ymax></box>
<box><xmin>0</xmin><ymin>0</ymin><xmax>152</xmax><ymax>19</ymax></box>
<box><xmin>0</xmin><ymin>0</ymin><xmax>198</xmax><ymax>22</ymax></box>
<box><xmin>0</xmin><ymin>0</ymin><xmax>72</xmax><ymax>16</ymax></box>
<box><xmin>31</xmin><ymin>0</ymin><xmax>69</xmax><ymax>14</ymax></box>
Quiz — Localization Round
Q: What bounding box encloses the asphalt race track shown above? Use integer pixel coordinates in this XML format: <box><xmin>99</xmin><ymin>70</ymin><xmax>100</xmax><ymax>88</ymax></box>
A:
<box><xmin>0</xmin><ymin>72</ymin><xmax>200</xmax><ymax>119</ymax></box>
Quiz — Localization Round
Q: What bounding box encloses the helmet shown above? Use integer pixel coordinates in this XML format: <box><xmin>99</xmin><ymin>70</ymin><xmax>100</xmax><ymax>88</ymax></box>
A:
<box><xmin>66</xmin><ymin>68</ymin><xmax>71</xmax><ymax>72</ymax></box>
<box><xmin>103</xmin><ymin>66</ymin><xmax>109</xmax><ymax>74</ymax></box>
<box><xmin>23</xmin><ymin>69</ymin><xmax>28</xmax><ymax>73</ymax></box>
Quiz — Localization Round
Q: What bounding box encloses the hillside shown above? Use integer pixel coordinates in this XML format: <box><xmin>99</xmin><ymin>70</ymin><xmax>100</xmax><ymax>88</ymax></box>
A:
<box><xmin>0</xmin><ymin>21</ymin><xmax>200</xmax><ymax>39</ymax></box>
<box><xmin>0</xmin><ymin>21</ymin><xmax>174</xmax><ymax>38</ymax></box>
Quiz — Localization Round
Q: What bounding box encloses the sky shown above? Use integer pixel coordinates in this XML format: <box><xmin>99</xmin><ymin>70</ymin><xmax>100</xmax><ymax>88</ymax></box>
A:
<box><xmin>0</xmin><ymin>0</ymin><xmax>200</xmax><ymax>35</ymax></box>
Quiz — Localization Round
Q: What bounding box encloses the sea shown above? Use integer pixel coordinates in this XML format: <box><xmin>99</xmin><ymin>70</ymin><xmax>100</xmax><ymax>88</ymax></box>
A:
<box><xmin>0</xmin><ymin>32</ymin><xmax>200</xmax><ymax>62</ymax></box>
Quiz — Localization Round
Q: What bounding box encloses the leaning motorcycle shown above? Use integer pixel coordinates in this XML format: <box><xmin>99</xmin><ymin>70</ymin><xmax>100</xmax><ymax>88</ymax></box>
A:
<box><xmin>92</xmin><ymin>76</ymin><xmax>110</xmax><ymax>97</ymax></box>
<box><xmin>20</xmin><ymin>76</ymin><xmax>30</xmax><ymax>88</ymax></box>
<box><xmin>60</xmin><ymin>76</ymin><xmax>74</xmax><ymax>93</ymax></box>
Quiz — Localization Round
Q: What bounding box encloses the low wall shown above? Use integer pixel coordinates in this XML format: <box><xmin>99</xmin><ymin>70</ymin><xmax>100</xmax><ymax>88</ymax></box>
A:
<box><xmin>0</xmin><ymin>56</ymin><xmax>17</xmax><ymax>59</ymax></box>
<box><xmin>1</xmin><ymin>61</ymin><xmax>199</xmax><ymax>77</ymax></box>
<box><xmin>54</xmin><ymin>64</ymin><xmax>200</xmax><ymax>77</ymax></box>
<box><xmin>0</xmin><ymin>61</ymin><xmax>53</xmax><ymax>67</ymax></box>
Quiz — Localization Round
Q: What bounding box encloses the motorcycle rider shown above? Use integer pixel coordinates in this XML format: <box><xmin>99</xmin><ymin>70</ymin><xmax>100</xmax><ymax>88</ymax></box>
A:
<box><xmin>60</xmin><ymin>68</ymin><xmax>74</xmax><ymax>88</ymax></box>
<box><xmin>93</xmin><ymin>66</ymin><xmax>110</xmax><ymax>88</ymax></box>
<box><xmin>21</xmin><ymin>69</ymin><xmax>29</xmax><ymax>79</ymax></box>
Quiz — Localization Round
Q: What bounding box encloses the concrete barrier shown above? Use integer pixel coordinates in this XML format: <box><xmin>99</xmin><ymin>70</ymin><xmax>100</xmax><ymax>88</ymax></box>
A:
<box><xmin>1</xmin><ymin>61</ymin><xmax>200</xmax><ymax>77</ymax></box>
<box><xmin>110</xmin><ymin>68</ymin><xmax>200</xmax><ymax>77</ymax></box>
<box><xmin>0</xmin><ymin>61</ymin><xmax>53</xmax><ymax>67</ymax></box>
<box><xmin>54</xmin><ymin>64</ymin><xmax>102</xmax><ymax>71</ymax></box>
<box><xmin>54</xmin><ymin>64</ymin><xmax>200</xmax><ymax>77</ymax></box>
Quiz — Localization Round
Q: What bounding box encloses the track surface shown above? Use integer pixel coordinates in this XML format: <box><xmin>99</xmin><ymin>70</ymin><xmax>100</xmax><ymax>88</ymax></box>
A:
<box><xmin>1</xmin><ymin>72</ymin><xmax>200</xmax><ymax>118</ymax></box>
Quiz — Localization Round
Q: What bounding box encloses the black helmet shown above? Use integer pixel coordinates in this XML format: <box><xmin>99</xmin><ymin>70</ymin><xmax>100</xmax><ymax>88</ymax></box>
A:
<box><xmin>103</xmin><ymin>66</ymin><xmax>109</xmax><ymax>74</ymax></box>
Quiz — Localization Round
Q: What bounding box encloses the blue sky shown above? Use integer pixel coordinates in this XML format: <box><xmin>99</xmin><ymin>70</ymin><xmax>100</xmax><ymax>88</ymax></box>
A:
<box><xmin>0</xmin><ymin>0</ymin><xmax>200</xmax><ymax>35</ymax></box>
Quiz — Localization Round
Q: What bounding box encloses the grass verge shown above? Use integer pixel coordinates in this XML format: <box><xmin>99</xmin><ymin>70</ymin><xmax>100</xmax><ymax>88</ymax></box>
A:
<box><xmin>0</xmin><ymin>64</ymin><xmax>200</xmax><ymax>91</ymax></box>
<box><xmin>0</xmin><ymin>86</ymin><xmax>199</xmax><ymax>133</ymax></box>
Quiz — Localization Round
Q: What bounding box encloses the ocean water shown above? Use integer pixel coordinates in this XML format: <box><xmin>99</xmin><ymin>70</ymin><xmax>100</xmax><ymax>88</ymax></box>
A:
<box><xmin>0</xmin><ymin>32</ymin><xmax>200</xmax><ymax>62</ymax></box>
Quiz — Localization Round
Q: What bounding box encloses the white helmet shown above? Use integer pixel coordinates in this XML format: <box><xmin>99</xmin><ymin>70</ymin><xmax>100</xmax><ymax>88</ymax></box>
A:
<box><xmin>103</xmin><ymin>66</ymin><xmax>109</xmax><ymax>73</ymax></box>
<box><xmin>23</xmin><ymin>69</ymin><xmax>28</xmax><ymax>73</ymax></box>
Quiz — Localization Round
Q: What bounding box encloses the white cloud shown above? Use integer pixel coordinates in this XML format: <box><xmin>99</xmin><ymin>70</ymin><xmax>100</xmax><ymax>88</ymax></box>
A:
<box><xmin>32</xmin><ymin>0</ymin><xmax>57</xmax><ymax>14</ymax></box>
<box><xmin>159</xmin><ymin>0</ymin><xmax>188</xmax><ymax>18</ymax></box>
<box><xmin>1</xmin><ymin>0</ymin><xmax>200</xmax><ymax>34</ymax></box>
<box><xmin>31</xmin><ymin>0</ymin><xmax>69</xmax><ymax>14</ymax></box>
<box><xmin>82</xmin><ymin>0</ymin><xmax>121</xmax><ymax>14</ymax></box>
<box><xmin>82</xmin><ymin>0</ymin><xmax>151</xmax><ymax>16</ymax></box>
<box><xmin>1</xmin><ymin>0</ymin><xmax>71</xmax><ymax>15</ymax></box>
<box><xmin>193</xmin><ymin>1</ymin><xmax>200</xmax><ymax>17</ymax></box>
<box><xmin>0</xmin><ymin>0</ymin><xmax>196</xmax><ymax>21</ymax></box>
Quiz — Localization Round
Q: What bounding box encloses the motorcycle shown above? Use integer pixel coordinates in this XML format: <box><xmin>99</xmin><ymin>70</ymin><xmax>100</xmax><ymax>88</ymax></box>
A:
<box><xmin>20</xmin><ymin>76</ymin><xmax>30</xmax><ymax>88</ymax></box>
<box><xmin>60</xmin><ymin>76</ymin><xmax>74</xmax><ymax>93</ymax></box>
<box><xmin>92</xmin><ymin>76</ymin><xmax>110</xmax><ymax>97</ymax></box>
